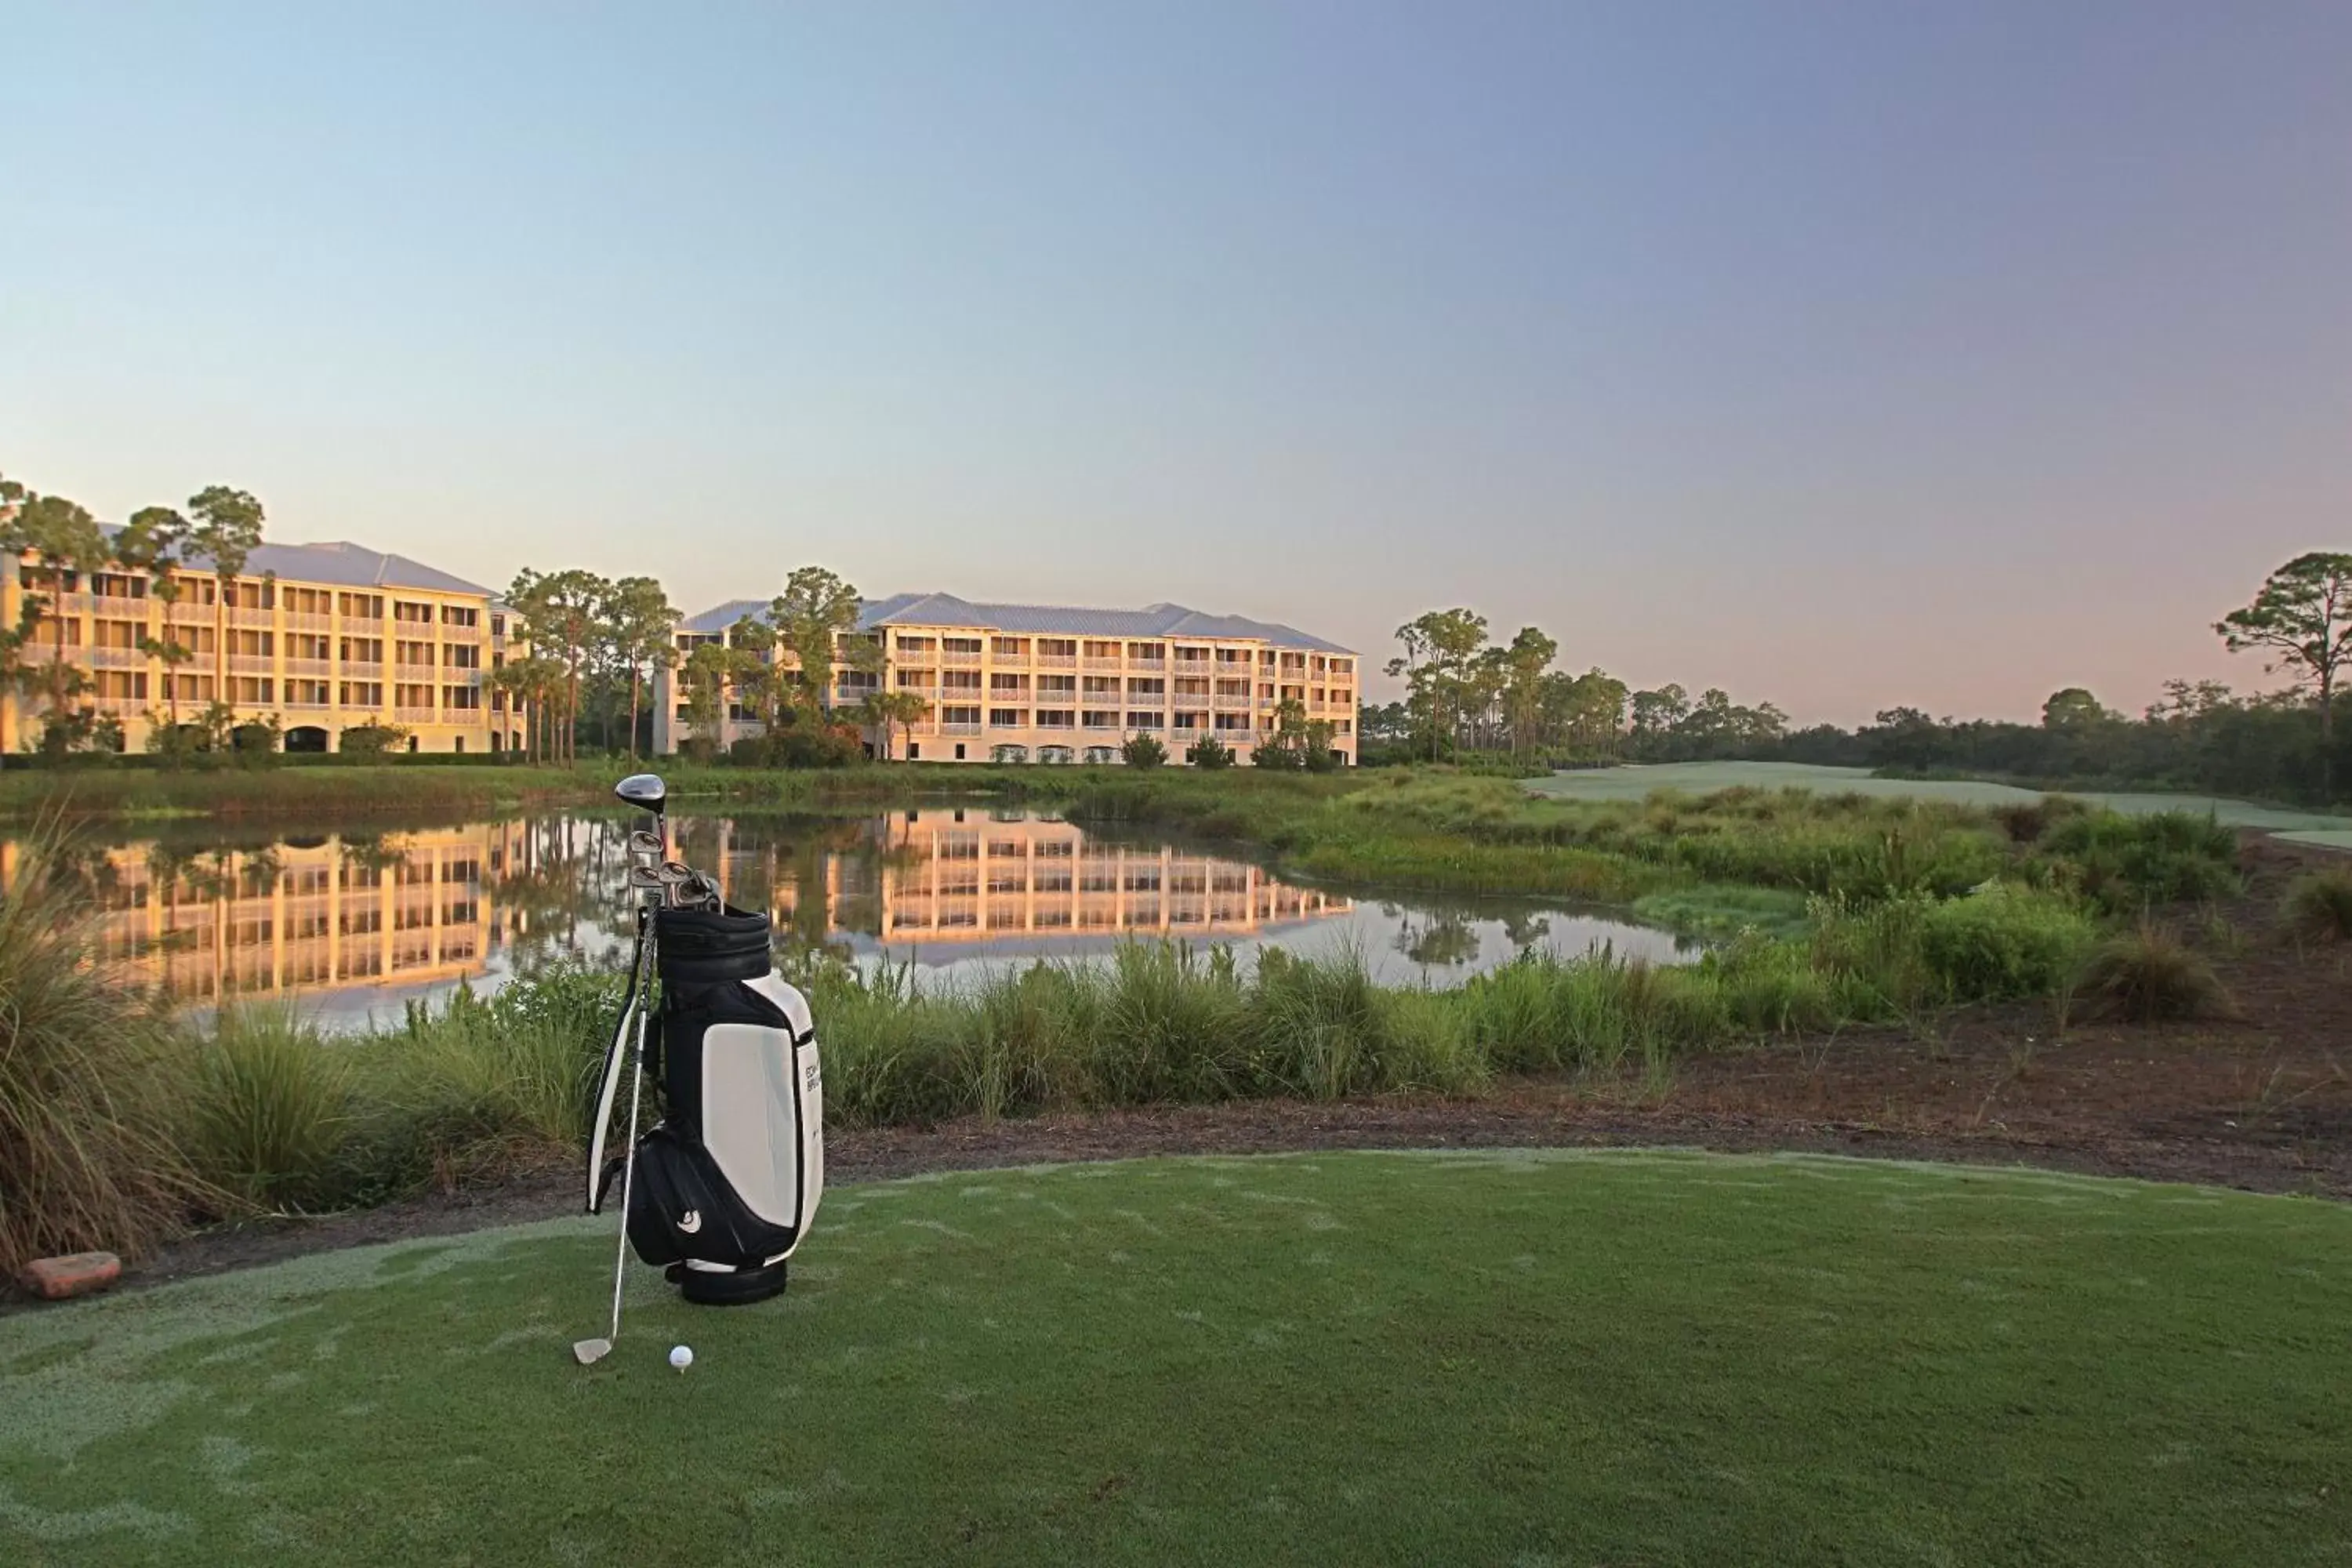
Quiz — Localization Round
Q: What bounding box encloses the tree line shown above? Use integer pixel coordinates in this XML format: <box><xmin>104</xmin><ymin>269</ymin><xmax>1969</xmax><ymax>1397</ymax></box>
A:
<box><xmin>1369</xmin><ymin>552</ymin><xmax>2352</xmax><ymax>804</ymax></box>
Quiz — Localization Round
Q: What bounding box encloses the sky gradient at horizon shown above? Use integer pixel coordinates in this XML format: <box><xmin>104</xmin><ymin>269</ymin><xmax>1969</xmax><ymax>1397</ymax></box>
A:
<box><xmin>5</xmin><ymin>2</ymin><xmax>2349</xmax><ymax>725</ymax></box>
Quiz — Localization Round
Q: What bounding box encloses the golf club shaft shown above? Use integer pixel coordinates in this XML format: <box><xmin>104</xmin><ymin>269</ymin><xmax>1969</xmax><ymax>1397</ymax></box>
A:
<box><xmin>606</xmin><ymin>927</ymin><xmax>653</xmax><ymax>1340</ymax></box>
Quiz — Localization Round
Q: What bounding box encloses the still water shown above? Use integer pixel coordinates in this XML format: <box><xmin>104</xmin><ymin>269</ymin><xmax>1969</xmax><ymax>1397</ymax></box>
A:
<box><xmin>18</xmin><ymin>807</ymin><xmax>1693</xmax><ymax>1025</ymax></box>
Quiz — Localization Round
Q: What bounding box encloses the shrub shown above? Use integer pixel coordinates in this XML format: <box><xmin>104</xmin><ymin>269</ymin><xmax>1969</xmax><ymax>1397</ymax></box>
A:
<box><xmin>2042</xmin><ymin>811</ymin><xmax>2240</xmax><ymax>911</ymax></box>
<box><xmin>0</xmin><ymin>829</ymin><xmax>215</xmax><ymax>1272</ymax></box>
<box><xmin>185</xmin><ymin>1003</ymin><xmax>354</xmax><ymax>1209</ymax></box>
<box><xmin>1250</xmin><ymin>742</ymin><xmax>1305</xmax><ymax>771</ymax></box>
<box><xmin>2076</xmin><ymin>925</ymin><xmax>2229</xmax><ymax>1022</ymax></box>
<box><xmin>1915</xmin><ymin>884</ymin><xmax>2098</xmax><ymax>1001</ymax></box>
<box><xmin>1121</xmin><ymin>733</ymin><xmax>1168</xmax><ymax>769</ymax></box>
<box><xmin>2282</xmin><ymin>868</ymin><xmax>2352</xmax><ymax>945</ymax></box>
<box><xmin>1185</xmin><ymin>735</ymin><xmax>1234</xmax><ymax>770</ymax></box>
<box><xmin>338</xmin><ymin>720</ymin><xmax>409</xmax><ymax>756</ymax></box>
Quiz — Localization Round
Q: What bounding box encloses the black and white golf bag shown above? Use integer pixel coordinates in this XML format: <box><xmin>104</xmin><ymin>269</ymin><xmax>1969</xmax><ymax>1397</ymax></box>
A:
<box><xmin>588</xmin><ymin>904</ymin><xmax>824</xmax><ymax>1306</ymax></box>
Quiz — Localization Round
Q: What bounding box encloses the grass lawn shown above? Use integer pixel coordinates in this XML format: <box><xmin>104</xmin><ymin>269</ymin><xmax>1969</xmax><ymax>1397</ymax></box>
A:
<box><xmin>4</xmin><ymin>1151</ymin><xmax>2347</xmax><ymax>1566</ymax></box>
<box><xmin>1530</xmin><ymin>760</ymin><xmax>2352</xmax><ymax>832</ymax></box>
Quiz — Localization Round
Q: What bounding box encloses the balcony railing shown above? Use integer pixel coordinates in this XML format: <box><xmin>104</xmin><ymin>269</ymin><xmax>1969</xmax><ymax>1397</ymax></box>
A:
<box><xmin>941</xmin><ymin>650</ymin><xmax>982</xmax><ymax>666</ymax></box>
<box><xmin>93</xmin><ymin>695</ymin><xmax>145</xmax><ymax>714</ymax></box>
<box><xmin>394</xmin><ymin>706</ymin><xmax>437</xmax><ymax>724</ymax></box>
<box><xmin>942</xmin><ymin>720</ymin><xmax>981</xmax><ymax>735</ymax></box>
<box><xmin>229</xmin><ymin>605</ymin><xmax>275</xmax><ymax>627</ymax></box>
<box><xmin>341</xmin><ymin>660</ymin><xmax>385</xmax><ymax>677</ymax></box>
<box><xmin>1081</xmin><ymin>655</ymin><xmax>1122</xmax><ymax>670</ymax></box>
<box><xmin>285</xmin><ymin>612</ymin><xmax>332</xmax><ymax>632</ymax></box>
<box><xmin>227</xmin><ymin>655</ymin><xmax>275</xmax><ymax>675</ymax></box>
<box><xmin>1035</xmin><ymin>653</ymin><xmax>1076</xmax><ymax>668</ymax></box>
<box><xmin>91</xmin><ymin>647</ymin><xmax>147</xmax><ymax>669</ymax></box>
<box><xmin>1127</xmin><ymin>656</ymin><xmax>1167</xmax><ymax>673</ymax></box>
<box><xmin>285</xmin><ymin>659</ymin><xmax>331</xmax><ymax>678</ymax></box>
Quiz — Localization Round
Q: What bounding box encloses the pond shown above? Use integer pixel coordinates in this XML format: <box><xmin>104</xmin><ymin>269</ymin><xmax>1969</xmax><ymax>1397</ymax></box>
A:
<box><xmin>13</xmin><ymin>807</ymin><xmax>1695</xmax><ymax>1026</ymax></box>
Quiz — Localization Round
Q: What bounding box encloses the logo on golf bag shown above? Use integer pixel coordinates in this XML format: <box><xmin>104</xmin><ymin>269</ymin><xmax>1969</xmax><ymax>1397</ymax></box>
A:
<box><xmin>677</xmin><ymin>1209</ymin><xmax>702</xmax><ymax>1234</ymax></box>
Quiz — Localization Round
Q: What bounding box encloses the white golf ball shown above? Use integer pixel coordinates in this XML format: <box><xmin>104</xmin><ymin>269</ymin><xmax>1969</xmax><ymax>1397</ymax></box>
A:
<box><xmin>670</xmin><ymin>1345</ymin><xmax>694</xmax><ymax>1372</ymax></box>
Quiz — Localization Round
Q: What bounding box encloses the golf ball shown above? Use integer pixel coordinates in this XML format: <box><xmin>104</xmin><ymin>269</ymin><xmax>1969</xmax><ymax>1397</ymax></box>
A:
<box><xmin>670</xmin><ymin>1345</ymin><xmax>693</xmax><ymax>1372</ymax></box>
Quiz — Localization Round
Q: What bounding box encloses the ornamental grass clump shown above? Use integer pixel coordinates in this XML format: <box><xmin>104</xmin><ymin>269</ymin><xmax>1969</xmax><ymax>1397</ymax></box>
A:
<box><xmin>2076</xmin><ymin>924</ymin><xmax>2230</xmax><ymax>1022</ymax></box>
<box><xmin>2281</xmin><ymin>868</ymin><xmax>2352</xmax><ymax>946</ymax></box>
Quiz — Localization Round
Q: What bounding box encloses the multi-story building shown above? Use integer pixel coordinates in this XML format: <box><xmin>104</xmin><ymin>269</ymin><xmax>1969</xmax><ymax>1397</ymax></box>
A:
<box><xmin>653</xmin><ymin>593</ymin><xmax>1359</xmax><ymax>765</ymax></box>
<box><xmin>0</xmin><ymin>537</ymin><xmax>521</xmax><ymax>754</ymax></box>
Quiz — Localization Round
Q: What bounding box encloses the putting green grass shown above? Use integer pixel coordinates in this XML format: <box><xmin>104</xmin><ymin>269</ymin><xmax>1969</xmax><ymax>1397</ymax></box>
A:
<box><xmin>4</xmin><ymin>1152</ymin><xmax>2347</xmax><ymax>1566</ymax></box>
<box><xmin>1530</xmin><ymin>760</ymin><xmax>2352</xmax><ymax>833</ymax></box>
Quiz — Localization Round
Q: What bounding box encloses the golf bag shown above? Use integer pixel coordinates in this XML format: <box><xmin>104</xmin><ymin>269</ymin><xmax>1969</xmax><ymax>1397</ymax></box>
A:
<box><xmin>588</xmin><ymin>903</ymin><xmax>824</xmax><ymax>1306</ymax></box>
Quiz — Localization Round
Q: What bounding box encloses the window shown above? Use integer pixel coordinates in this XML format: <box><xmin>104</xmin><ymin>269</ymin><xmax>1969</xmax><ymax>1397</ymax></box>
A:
<box><xmin>1281</xmin><ymin>652</ymin><xmax>1307</xmax><ymax>670</ymax></box>
<box><xmin>225</xmin><ymin>579</ymin><xmax>275</xmax><ymax>609</ymax></box>
<box><xmin>1127</xmin><ymin>711</ymin><xmax>1164</xmax><ymax>729</ymax></box>
<box><xmin>230</xmin><ymin>677</ymin><xmax>274</xmax><ymax>703</ymax></box>
<box><xmin>1037</xmin><ymin>673</ymin><xmax>1076</xmax><ymax>695</ymax></box>
<box><xmin>230</xmin><ymin>630</ymin><xmax>274</xmax><ymax>657</ymax></box>
<box><xmin>1214</xmin><ymin>713</ymin><xmax>1251</xmax><ymax>731</ymax></box>
<box><xmin>285</xmin><ymin>586</ymin><xmax>331</xmax><ymax>615</ymax></box>
<box><xmin>1126</xmin><ymin>642</ymin><xmax>1164</xmax><ymax>660</ymax></box>
<box><xmin>1259</xmin><ymin>683</ymin><xmax>1276</xmax><ymax>699</ymax></box>
<box><xmin>1036</xmin><ymin>637</ymin><xmax>1076</xmax><ymax>658</ymax></box>
<box><xmin>1282</xmin><ymin>684</ymin><xmax>1305</xmax><ymax>702</ymax></box>
<box><xmin>1083</xmin><ymin>710</ymin><xmax>1120</xmax><ymax>729</ymax></box>
<box><xmin>338</xmin><ymin>593</ymin><xmax>383</xmax><ymax>619</ymax></box>
<box><xmin>896</xmin><ymin>669</ymin><xmax>934</xmax><ymax>688</ymax></box>
<box><xmin>1175</xmin><ymin>645</ymin><xmax>1210</xmax><ymax>663</ymax></box>
<box><xmin>490</xmin><ymin>614</ymin><xmax>506</xmax><ymax>637</ymax></box>
<box><xmin>1083</xmin><ymin>640</ymin><xmax>1120</xmax><ymax>659</ymax></box>
<box><xmin>396</xmin><ymin>683</ymin><xmax>434</xmax><ymax>709</ymax></box>
<box><xmin>942</xmin><ymin>670</ymin><xmax>981</xmax><ymax>691</ymax></box>
<box><xmin>942</xmin><ymin>637</ymin><xmax>983</xmax><ymax>655</ymax></box>
<box><xmin>895</xmin><ymin>635</ymin><xmax>935</xmax><ymax>654</ymax></box>
<box><xmin>289</xmin><ymin>633</ymin><xmax>332</xmax><ymax>660</ymax></box>
<box><xmin>92</xmin><ymin>572</ymin><xmax>147</xmax><ymax>600</ymax></box>
<box><xmin>1217</xmin><ymin>648</ymin><xmax>1250</xmax><ymax>665</ymax></box>
<box><xmin>1036</xmin><ymin>709</ymin><xmax>1076</xmax><ymax>728</ymax></box>
<box><xmin>397</xmin><ymin>641</ymin><xmax>435</xmax><ymax>667</ymax></box>
<box><xmin>1127</xmin><ymin>677</ymin><xmax>1164</xmax><ymax>697</ymax></box>
<box><xmin>1083</xmin><ymin>675</ymin><xmax>1118</xmax><ymax>695</ymax></box>
<box><xmin>286</xmin><ymin>679</ymin><xmax>332</xmax><ymax>706</ymax></box>
<box><xmin>93</xmin><ymin>619</ymin><xmax>141</xmax><ymax>650</ymax></box>
<box><xmin>393</xmin><ymin>601</ymin><xmax>434</xmax><ymax>624</ymax></box>
<box><xmin>441</xmin><ymin>604</ymin><xmax>479</xmax><ymax>628</ymax></box>
<box><xmin>1216</xmin><ymin>680</ymin><xmax>1250</xmax><ymax>699</ymax></box>
<box><xmin>1260</xmin><ymin>650</ymin><xmax>1277</xmax><ymax>667</ymax></box>
<box><xmin>340</xmin><ymin>681</ymin><xmax>383</xmax><ymax>707</ymax></box>
<box><xmin>175</xmin><ymin>674</ymin><xmax>215</xmax><ymax>702</ymax></box>
<box><xmin>176</xmin><ymin>575</ymin><xmax>218</xmax><ymax>605</ymax></box>
<box><xmin>1174</xmin><ymin>711</ymin><xmax>1205</xmax><ymax>731</ymax></box>
<box><xmin>988</xmin><ymin>708</ymin><xmax>1027</xmax><ymax>728</ymax></box>
<box><xmin>942</xmin><ymin>706</ymin><xmax>981</xmax><ymax>726</ymax></box>
<box><xmin>991</xmin><ymin>637</ymin><xmax>1029</xmax><ymax>657</ymax></box>
<box><xmin>93</xmin><ymin>670</ymin><xmax>147</xmax><ymax>700</ymax></box>
<box><xmin>1174</xmin><ymin>677</ymin><xmax>1210</xmax><ymax>697</ymax></box>
<box><xmin>1330</xmin><ymin>659</ymin><xmax>1352</xmax><ymax>676</ymax></box>
<box><xmin>444</xmin><ymin>644</ymin><xmax>481</xmax><ymax>669</ymax></box>
<box><xmin>443</xmin><ymin>686</ymin><xmax>482</xmax><ymax>710</ymax></box>
<box><xmin>989</xmin><ymin>673</ymin><xmax>1028</xmax><ymax>692</ymax></box>
<box><xmin>340</xmin><ymin>637</ymin><xmax>383</xmax><ymax>663</ymax></box>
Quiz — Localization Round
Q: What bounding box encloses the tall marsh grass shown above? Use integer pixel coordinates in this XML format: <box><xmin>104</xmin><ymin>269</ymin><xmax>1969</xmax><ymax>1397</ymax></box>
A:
<box><xmin>0</xmin><ymin>828</ymin><xmax>217</xmax><ymax>1273</ymax></box>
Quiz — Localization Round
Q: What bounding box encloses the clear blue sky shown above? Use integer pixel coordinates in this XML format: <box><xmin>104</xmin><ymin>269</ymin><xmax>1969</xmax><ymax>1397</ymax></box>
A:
<box><xmin>5</xmin><ymin>2</ymin><xmax>2348</xmax><ymax>724</ymax></box>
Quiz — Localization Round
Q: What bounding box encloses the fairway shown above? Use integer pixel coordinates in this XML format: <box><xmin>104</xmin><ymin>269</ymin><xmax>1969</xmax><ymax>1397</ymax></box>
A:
<box><xmin>4</xmin><ymin>1153</ymin><xmax>2347</xmax><ymax>1566</ymax></box>
<box><xmin>1529</xmin><ymin>760</ymin><xmax>2352</xmax><ymax>833</ymax></box>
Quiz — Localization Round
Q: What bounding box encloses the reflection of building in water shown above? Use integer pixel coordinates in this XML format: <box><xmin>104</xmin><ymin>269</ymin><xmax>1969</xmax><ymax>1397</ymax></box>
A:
<box><xmin>5</xmin><ymin>824</ymin><xmax>528</xmax><ymax>1004</ymax></box>
<box><xmin>706</xmin><ymin>814</ymin><xmax>1350</xmax><ymax>942</ymax></box>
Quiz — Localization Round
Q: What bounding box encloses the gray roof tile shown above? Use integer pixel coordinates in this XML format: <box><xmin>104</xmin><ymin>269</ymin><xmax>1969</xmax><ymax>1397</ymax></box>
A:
<box><xmin>681</xmin><ymin>593</ymin><xmax>1350</xmax><ymax>653</ymax></box>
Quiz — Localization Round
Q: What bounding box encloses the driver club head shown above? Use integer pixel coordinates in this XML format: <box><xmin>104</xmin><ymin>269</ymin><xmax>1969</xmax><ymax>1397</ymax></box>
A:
<box><xmin>614</xmin><ymin>772</ymin><xmax>667</xmax><ymax>815</ymax></box>
<box><xmin>572</xmin><ymin>1336</ymin><xmax>613</xmax><ymax>1366</ymax></box>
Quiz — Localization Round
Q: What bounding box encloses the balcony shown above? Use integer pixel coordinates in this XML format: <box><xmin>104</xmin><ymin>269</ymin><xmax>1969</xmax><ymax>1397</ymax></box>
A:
<box><xmin>394</xmin><ymin>706</ymin><xmax>437</xmax><ymax>724</ymax></box>
<box><xmin>285</xmin><ymin>659</ymin><xmax>331</xmax><ymax>679</ymax></box>
<box><xmin>285</xmin><ymin>612</ymin><xmax>332</xmax><ymax>633</ymax></box>
<box><xmin>941</xmin><ymin>649</ymin><xmax>982</xmax><ymax>667</ymax></box>
<box><xmin>93</xmin><ymin>695</ymin><xmax>146</xmax><ymax>714</ymax></box>
<box><xmin>1127</xmin><ymin>656</ymin><xmax>1167</xmax><ymax>673</ymax></box>
<box><xmin>228</xmin><ymin>605</ymin><xmax>275</xmax><ymax>628</ymax></box>
<box><xmin>942</xmin><ymin>720</ymin><xmax>981</xmax><ymax>735</ymax></box>
<box><xmin>1081</xmin><ymin>655</ymin><xmax>1122</xmax><ymax>671</ymax></box>
<box><xmin>91</xmin><ymin>647</ymin><xmax>147</xmax><ymax>669</ymax></box>
<box><xmin>1035</xmin><ymin>652</ymin><xmax>1076</xmax><ymax>668</ymax></box>
<box><xmin>227</xmin><ymin>655</ymin><xmax>276</xmax><ymax>676</ymax></box>
<box><xmin>341</xmin><ymin>660</ymin><xmax>384</xmax><ymax>678</ymax></box>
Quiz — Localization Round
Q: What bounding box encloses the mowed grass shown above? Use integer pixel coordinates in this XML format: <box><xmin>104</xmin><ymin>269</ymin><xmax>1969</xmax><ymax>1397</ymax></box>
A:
<box><xmin>1529</xmin><ymin>761</ymin><xmax>2352</xmax><ymax>831</ymax></box>
<box><xmin>4</xmin><ymin>1152</ymin><xmax>2347</xmax><ymax>1567</ymax></box>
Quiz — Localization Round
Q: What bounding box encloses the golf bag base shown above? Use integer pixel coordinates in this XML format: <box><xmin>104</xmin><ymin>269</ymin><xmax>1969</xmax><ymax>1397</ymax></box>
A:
<box><xmin>668</xmin><ymin>1259</ymin><xmax>790</xmax><ymax>1306</ymax></box>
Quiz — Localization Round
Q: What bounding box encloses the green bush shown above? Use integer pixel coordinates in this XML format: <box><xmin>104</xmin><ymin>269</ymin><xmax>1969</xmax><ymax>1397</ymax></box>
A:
<box><xmin>1915</xmin><ymin>884</ymin><xmax>2099</xmax><ymax>1002</ymax></box>
<box><xmin>2041</xmin><ymin>811</ymin><xmax>2240</xmax><ymax>911</ymax></box>
<box><xmin>2282</xmin><ymin>868</ymin><xmax>2352</xmax><ymax>944</ymax></box>
<box><xmin>1185</xmin><ymin>735</ymin><xmax>1234</xmax><ymax>770</ymax></box>
<box><xmin>184</xmin><ymin>1004</ymin><xmax>354</xmax><ymax>1209</ymax></box>
<box><xmin>1120</xmin><ymin>733</ymin><xmax>1168</xmax><ymax>769</ymax></box>
<box><xmin>2077</xmin><ymin>925</ymin><xmax>2229</xmax><ymax>1022</ymax></box>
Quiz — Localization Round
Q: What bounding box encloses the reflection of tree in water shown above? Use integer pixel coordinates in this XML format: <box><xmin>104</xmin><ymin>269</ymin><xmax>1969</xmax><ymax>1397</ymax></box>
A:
<box><xmin>1394</xmin><ymin>912</ymin><xmax>1482</xmax><ymax>967</ymax></box>
<box><xmin>497</xmin><ymin>815</ymin><xmax>633</xmax><ymax>970</ymax></box>
<box><xmin>1499</xmin><ymin>909</ymin><xmax>1553</xmax><ymax>949</ymax></box>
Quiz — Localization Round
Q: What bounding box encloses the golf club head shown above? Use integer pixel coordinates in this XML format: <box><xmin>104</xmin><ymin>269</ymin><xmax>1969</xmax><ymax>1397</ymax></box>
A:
<box><xmin>614</xmin><ymin>773</ymin><xmax>666</xmax><ymax>815</ymax></box>
<box><xmin>572</xmin><ymin>1337</ymin><xmax>613</xmax><ymax>1366</ymax></box>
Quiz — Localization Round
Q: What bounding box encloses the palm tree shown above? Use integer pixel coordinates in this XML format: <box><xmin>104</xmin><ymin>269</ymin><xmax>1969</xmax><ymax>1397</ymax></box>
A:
<box><xmin>859</xmin><ymin>690</ymin><xmax>931</xmax><ymax>760</ymax></box>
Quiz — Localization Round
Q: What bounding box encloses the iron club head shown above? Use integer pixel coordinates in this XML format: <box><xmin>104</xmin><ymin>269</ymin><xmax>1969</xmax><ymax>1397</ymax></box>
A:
<box><xmin>572</xmin><ymin>1336</ymin><xmax>613</xmax><ymax>1366</ymax></box>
